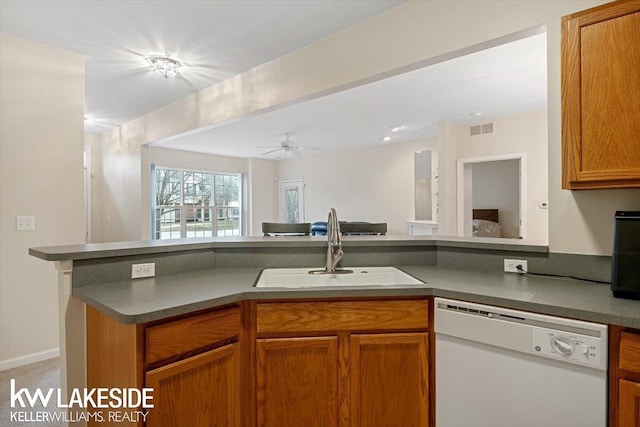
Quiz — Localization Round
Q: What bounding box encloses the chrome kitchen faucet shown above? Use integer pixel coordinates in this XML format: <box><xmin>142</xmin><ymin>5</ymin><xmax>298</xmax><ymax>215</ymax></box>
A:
<box><xmin>310</xmin><ymin>208</ymin><xmax>352</xmax><ymax>275</ymax></box>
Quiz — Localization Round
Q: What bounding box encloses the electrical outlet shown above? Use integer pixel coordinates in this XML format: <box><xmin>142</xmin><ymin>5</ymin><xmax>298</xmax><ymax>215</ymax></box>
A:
<box><xmin>16</xmin><ymin>216</ymin><xmax>35</xmax><ymax>231</ymax></box>
<box><xmin>504</xmin><ymin>259</ymin><xmax>527</xmax><ymax>274</ymax></box>
<box><xmin>132</xmin><ymin>263</ymin><xmax>155</xmax><ymax>279</ymax></box>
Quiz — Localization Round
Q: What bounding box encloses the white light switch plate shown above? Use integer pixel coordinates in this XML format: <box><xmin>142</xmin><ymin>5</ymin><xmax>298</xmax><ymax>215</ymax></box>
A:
<box><xmin>16</xmin><ymin>216</ymin><xmax>35</xmax><ymax>231</ymax></box>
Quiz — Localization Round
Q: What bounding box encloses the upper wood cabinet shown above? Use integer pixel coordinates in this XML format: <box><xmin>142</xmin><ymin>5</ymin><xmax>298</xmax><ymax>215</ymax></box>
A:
<box><xmin>561</xmin><ymin>0</ymin><xmax>640</xmax><ymax>189</ymax></box>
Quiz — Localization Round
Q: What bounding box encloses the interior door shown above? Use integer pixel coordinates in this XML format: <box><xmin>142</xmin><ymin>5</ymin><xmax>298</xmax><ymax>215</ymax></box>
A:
<box><xmin>279</xmin><ymin>179</ymin><xmax>304</xmax><ymax>223</ymax></box>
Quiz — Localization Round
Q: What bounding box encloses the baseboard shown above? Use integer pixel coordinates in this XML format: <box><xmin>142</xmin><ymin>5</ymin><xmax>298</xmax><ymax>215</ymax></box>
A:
<box><xmin>0</xmin><ymin>348</ymin><xmax>59</xmax><ymax>371</ymax></box>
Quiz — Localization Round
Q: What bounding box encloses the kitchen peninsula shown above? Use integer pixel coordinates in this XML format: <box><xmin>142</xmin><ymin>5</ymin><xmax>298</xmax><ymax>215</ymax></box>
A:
<box><xmin>30</xmin><ymin>236</ymin><xmax>640</xmax><ymax>427</ymax></box>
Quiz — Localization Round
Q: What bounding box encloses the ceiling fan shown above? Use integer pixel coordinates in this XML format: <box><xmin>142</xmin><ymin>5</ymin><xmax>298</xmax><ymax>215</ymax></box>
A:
<box><xmin>258</xmin><ymin>133</ymin><xmax>322</xmax><ymax>157</ymax></box>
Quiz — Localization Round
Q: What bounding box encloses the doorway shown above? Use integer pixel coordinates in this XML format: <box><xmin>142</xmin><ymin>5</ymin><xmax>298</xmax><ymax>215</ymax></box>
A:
<box><xmin>457</xmin><ymin>154</ymin><xmax>526</xmax><ymax>239</ymax></box>
<box><xmin>279</xmin><ymin>179</ymin><xmax>304</xmax><ymax>223</ymax></box>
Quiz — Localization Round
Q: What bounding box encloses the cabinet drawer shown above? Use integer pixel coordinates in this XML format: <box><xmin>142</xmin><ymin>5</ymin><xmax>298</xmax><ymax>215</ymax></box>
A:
<box><xmin>257</xmin><ymin>299</ymin><xmax>428</xmax><ymax>334</ymax></box>
<box><xmin>146</xmin><ymin>306</ymin><xmax>241</xmax><ymax>365</ymax></box>
<box><xmin>620</xmin><ymin>332</ymin><xmax>640</xmax><ymax>374</ymax></box>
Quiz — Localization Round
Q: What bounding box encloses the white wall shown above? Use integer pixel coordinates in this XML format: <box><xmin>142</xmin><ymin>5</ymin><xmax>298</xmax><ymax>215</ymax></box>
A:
<box><xmin>247</xmin><ymin>158</ymin><xmax>279</xmax><ymax>235</ymax></box>
<box><xmin>145</xmin><ymin>147</ymin><xmax>278</xmax><ymax>237</ymax></box>
<box><xmin>414</xmin><ymin>151</ymin><xmax>433</xmax><ymax>221</ymax></box>
<box><xmin>86</xmin><ymin>133</ymin><xmax>103</xmax><ymax>243</ymax></box>
<box><xmin>437</xmin><ymin>121</ymin><xmax>458</xmax><ymax>236</ymax></box>
<box><xmin>150</xmin><ymin>146</ymin><xmax>247</xmax><ymax>173</ymax></box>
<box><xmin>452</xmin><ymin>110</ymin><xmax>549</xmax><ymax>242</ymax></box>
<box><xmin>0</xmin><ymin>33</ymin><xmax>85</xmax><ymax>366</ymax></box>
<box><xmin>100</xmin><ymin>128</ymin><xmax>141</xmax><ymax>242</ymax></box>
<box><xmin>96</xmin><ymin>0</ymin><xmax>640</xmax><ymax>255</ymax></box>
<box><xmin>276</xmin><ymin>139</ymin><xmax>437</xmax><ymax>234</ymax></box>
<box><xmin>473</xmin><ymin>159</ymin><xmax>521</xmax><ymax>238</ymax></box>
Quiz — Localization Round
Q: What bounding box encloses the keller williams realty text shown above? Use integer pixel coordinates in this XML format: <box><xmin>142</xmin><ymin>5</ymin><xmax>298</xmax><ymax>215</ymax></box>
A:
<box><xmin>11</xmin><ymin>410</ymin><xmax>149</xmax><ymax>423</ymax></box>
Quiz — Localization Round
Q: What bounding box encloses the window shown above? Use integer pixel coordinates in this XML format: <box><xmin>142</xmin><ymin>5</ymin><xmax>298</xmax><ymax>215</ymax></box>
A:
<box><xmin>153</xmin><ymin>167</ymin><xmax>242</xmax><ymax>239</ymax></box>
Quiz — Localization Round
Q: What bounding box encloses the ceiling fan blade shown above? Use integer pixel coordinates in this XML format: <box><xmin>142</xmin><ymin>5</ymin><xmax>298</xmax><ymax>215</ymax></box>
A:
<box><xmin>300</xmin><ymin>146</ymin><xmax>323</xmax><ymax>151</ymax></box>
<box><xmin>256</xmin><ymin>145</ymin><xmax>279</xmax><ymax>149</ymax></box>
<box><xmin>261</xmin><ymin>148</ymin><xmax>283</xmax><ymax>155</ymax></box>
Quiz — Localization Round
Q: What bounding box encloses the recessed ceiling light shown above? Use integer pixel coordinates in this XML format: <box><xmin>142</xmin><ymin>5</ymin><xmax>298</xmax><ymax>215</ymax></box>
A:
<box><xmin>383</xmin><ymin>136</ymin><xmax>392</xmax><ymax>142</ymax></box>
<box><xmin>390</xmin><ymin>125</ymin><xmax>403</xmax><ymax>132</ymax></box>
<box><xmin>146</xmin><ymin>56</ymin><xmax>182</xmax><ymax>79</ymax></box>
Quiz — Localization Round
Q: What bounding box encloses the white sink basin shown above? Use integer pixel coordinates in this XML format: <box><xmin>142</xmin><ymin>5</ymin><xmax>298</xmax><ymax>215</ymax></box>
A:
<box><xmin>255</xmin><ymin>267</ymin><xmax>424</xmax><ymax>288</ymax></box>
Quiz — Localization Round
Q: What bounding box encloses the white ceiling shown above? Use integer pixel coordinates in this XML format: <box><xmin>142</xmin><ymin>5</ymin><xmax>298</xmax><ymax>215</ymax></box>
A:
<box><xmin>155</xmin><ymin>32</ymin><xmax>548</xmax><ymax>159</ymax></box>
<box><xmin>0</xmin><ymin>1</ymin><xmax>547</xmax><ymax>154</ymax></box>
<box><xmin>0</xmin><ymin>0</ymin><xmax>404</xmax><ymax>133</ymax></box>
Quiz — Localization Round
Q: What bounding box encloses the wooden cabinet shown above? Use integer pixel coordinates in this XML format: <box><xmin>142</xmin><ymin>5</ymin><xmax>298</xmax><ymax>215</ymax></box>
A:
<box><xmin>145</xmin><ymin>306</ymin><xmax>241</xmax><ymax>365</ymax></box>
<box><xmin>86</xmin><ymin>304</ymin><xmax>242</xmax><ymax>427</ymax></box>
<box><xmin>255</xmin><ymin>299</ymin><xmax>430</xmax><ymax>427</ymax></box>
<box><xmin>86</xmin><ymin>306</ymin><xmax>145</xmax><ymax>427</ymax></box>
<box><xmin>146</xmin><ymin>343</ymin><xmax>240</xmax><ymax>427</ymax></box>
<box><xmin>256</xmin><ymin>337</ymin><xmax>339</xmax><ymax>427</ymax></box>
<box><xmin>619</xmin><ymin>380</ymin><xmax>640</xmax><ymax>427</ymax></box>
<box><xmin>350</xmin><ymin>333</ymin><xmax>429</xmax><ymax>427</ymax></box>
<box><xmin>561</xmin><ymin>0</ymin><xmax>640</xmax><ymax>189</ymax></box>
<box><xmin>87</xmin><ymin>294</ymin><xmax>640</xmax><ymax>426</ymax></box>
<box><xmin>610</xmin><ymin>327</ymin><xmax>640</xmax><ymax>427</ymax></box>
<box><xmin>256</xmin><ymin>299</ymin><xmax>429</xmax><ymax>334</ymax></box>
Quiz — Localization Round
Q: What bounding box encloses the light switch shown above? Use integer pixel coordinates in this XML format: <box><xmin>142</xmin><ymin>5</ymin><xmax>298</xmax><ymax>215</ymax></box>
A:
<box><xmin>16</xmin><ymin>216</ymin><xmax>35</xmax><ymax>231</ymax></box>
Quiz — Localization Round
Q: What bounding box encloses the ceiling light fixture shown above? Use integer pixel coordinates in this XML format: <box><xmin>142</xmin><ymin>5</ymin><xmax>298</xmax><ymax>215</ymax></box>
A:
<box><xmin>383</xmin><ymin>136</ymin><xmax>392</xmax><ymax>142</ymax></box>
<box><xmin>84</xmin><ymin>116</ymin><xmax>119</xmax><ymax>127</ymax></box>
<box><xmin>147</xmin><ymin>56</ymin><xmax>182</xmax><ymax>79</ymax></box>
<box><xmin>390</xmin><ymin>125</ymin><xmax>403</xmax><ymax>132</ymax></box>
<box><xmin>470</xmin><ymin>111</ymin><xmax>483</xmax><ymax>117</ymax></box>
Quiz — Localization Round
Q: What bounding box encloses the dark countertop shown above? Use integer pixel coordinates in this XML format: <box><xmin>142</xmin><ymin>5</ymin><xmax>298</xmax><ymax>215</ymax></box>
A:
<box><xmin>73</xmin><ymin>265</ymin><xmax>640</xmax><ymax>328</ymax></box>
<box><xmin>30</xmin><ymin>235</ymin><xmax>548</xmax><ymax>261</ymax></box>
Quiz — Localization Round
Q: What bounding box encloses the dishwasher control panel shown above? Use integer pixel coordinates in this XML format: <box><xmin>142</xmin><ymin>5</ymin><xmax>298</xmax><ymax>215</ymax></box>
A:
<box><xmin>531</xmin><ymin>327</ymin><xmax>602</xmax><ymax>367</ymax></box>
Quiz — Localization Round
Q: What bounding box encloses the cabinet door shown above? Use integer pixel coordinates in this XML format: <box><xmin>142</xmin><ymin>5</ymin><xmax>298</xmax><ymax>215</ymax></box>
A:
<box><xmin>350</xmin><ymin>333</ymin><xmax>428</xmax><ymax>427</ymax></box>
<box><xmin>562</xmin><ymin>2</ymin><xmax>640</xmax><ymax>189</ymax></box>
<box><xmin>620</xmin><ymin>380</ymin><xmax>640</xmax><ymax>427</ymax></box>
<box><xmin>145</xmin><ymin>343</ymin><xmax>240</xmax><ymax>427</ymax></box>
<box><xmin>256</xmin><ymin>336</ymin><xmax>339</xmax><ymax>427</ymax></box>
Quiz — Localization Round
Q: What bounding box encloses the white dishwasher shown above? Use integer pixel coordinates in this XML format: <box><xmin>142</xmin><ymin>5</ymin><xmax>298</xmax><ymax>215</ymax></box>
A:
<box><xmin>434</xmin><ymin>297</ymin><xmax>608</xmax><ymax>427</ymax></box>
